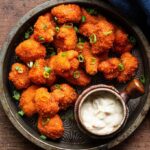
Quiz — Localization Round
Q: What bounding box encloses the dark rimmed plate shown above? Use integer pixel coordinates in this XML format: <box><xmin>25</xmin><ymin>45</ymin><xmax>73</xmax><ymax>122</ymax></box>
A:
<box><xmin>0</xmin><ymin>0</ymin><xmax>150</xmax><ymax>150</ymax></box>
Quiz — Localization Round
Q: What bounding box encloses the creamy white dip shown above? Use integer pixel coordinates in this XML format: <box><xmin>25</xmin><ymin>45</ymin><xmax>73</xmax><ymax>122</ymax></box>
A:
<box><xmin>80</xmin><ymin>91</ymin><xmax>124</xmax><ymax>135</ymax></box>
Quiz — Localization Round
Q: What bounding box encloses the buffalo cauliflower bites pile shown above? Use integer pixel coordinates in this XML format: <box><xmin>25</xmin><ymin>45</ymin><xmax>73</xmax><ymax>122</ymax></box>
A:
<box><xmin>8</xmin><ymin>4</ymin><xmax>139</xmax><ymax>140</ymax></box>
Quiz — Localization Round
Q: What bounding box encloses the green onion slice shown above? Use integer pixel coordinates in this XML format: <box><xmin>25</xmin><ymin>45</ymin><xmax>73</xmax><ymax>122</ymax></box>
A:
<box><xmin>53</xmin><ymin>16</ymin><xmax>58</xmax><ymax>22</ymax></box>
<box><xmin>103</xmin><ymin>30</ymin><xmax>113</xmax><ymax>36</ymax></box>
<box><xmin>15</xmin><ymin>66</ymin><xmax>23</xmax><ymax>73</ymax></box>
<box><xmin>13</xmin><ymin>90</ymin><xmax>20</xmax><ymax>101</ymax></box>
<box><xmin>81</xmin><ymin>16</ymin><xmax>86</xmax><ymax>23</ymax></box>
<box><xmin>40</xmin><ymin>135</ymin><xmax>47</xmax><ymax>140</ymax></box>
<box><xmin>42</xmin><ymin>117</ymin><xmax>50</xmax><ymax>126</ymax></box>
<box><xmin>77</xmin><ymin>42</ymin><xmax>84</xmax><ymax>50</ymax></box>
<box><xmin>89</xmin><ymin>33</ymin><xmax>97</xmax><ymax>44</ymax></box>
<box><xmin>38</xmin><ymin>36</ymin><xmax>45</xmax><ymax>42</ymax></box>
<box><xmin>118</xmin><ymin>63</ymin><xmax>124</xmax><ymax>71</ymax></box>
<box><xmin>63</xmin><ymin>23</ymin><xmax>73</xmax><ymax>28</ymax></box>
<box><xmin>78</xmin><ymin>54</ymin><xmax>84</xmax><ymax>62</ymax></box>
<box><xmin>74</xmin><ymin>26</ymin><xmax>79</xmax><ymax>33</ymax></box>
<box><xmin>73</xmin><ymin>71</ymin><xmax>80</xmax><ymax>79</ymax></box>
<box><xmin>27</xmin><ymin>61</ymin><xmax>34</xmax><ymax>68</ymax></box>
<box><xmin>18</xmin><ymin>110</ymin><xmax>24</xmax><ymax>117</ymax></box>
<box><xmin>86</xmin><ymin>8</ymin><xmax>98</xmax><ymax>15</ymax></box>
<box><xmin>55</xmin><ymin>26</ymin><xmax>60</xmax><ymax>32</ymax></box>
<box><xmin>139</xmin><ymin>75</ymin><xmax>145</xmax><ymax>84</ymax></box>
<box><xmin>61</xmin><ymin>52</ymin><xmax>67</xmax><ymax>57</ymax></box>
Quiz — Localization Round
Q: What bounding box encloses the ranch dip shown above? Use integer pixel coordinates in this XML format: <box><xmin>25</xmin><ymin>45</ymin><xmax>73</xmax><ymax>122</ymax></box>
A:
<box><xmin>80</xmin><ymin>91</ymin><xmax>124</xmax><ymax>135</ymax></box>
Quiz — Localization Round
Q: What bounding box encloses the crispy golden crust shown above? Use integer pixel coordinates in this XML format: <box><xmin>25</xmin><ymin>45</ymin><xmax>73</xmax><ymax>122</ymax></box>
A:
<box><xmin>117</xmin><ymin>52</ymin><xmax>138</xmax><ymax>83</ymax></box>
<box><xmin>48</xmin><ymin>50</ymin><xmax>79</xmax><ymax>74</ymax></box>
<box><xmin>29</xmin><ymin>59</ymin><xmax>56</xmax><ymax>86</ymax></box>
<box><xmin>15</xmin><ymin>39</ymin><xmax>46</xmax><ymax>62</ymax></box>
<box><xmin>33</xmin><ymin>13</ymin><xmax>56</xmax><ymax>43</ymax></box>
<box><xmin>76</xmin><ymin>42</ymin><xmax>99</xmax><ymax>75</ymax></box>
<box><xmin>51</xmin><ymin>4</ymin><xmax>81</xmax><ymax>24</ymax></box>
<box><xmin>53</xmin><ymin>25</ymin><xmax>77</xmax><ymax>51</ymax></box>
<box><xmin>113</xmin><ymin>28</ymin><xmax>133</xmax><ymax>54</ymax></box>
<box><xmin>98</xmin><ymin>58</ymin><xmax>121</xmax><ymax>80</ymax></box>
<box><xmin>38</xmin><ymin>115</ymin><xmax>64</xmax><ymax>139</ymax></box>
<box><xmin>35</xmin><ymin>88</ymin><xmax>59</xmax><ymax>117</ymax></box>
<box><xmin>19</xmin><ymin>85</ymin><xmax>39</xmax><ymax>117</ymax></box>
<box><xmin>51</xmin><ymin>83</ymin><xmax>78</xmax><ymax>110</ymax></box>
<box><xmin>9</xmin><ymin>63</ymin><xmax>30</xmax><ymax>89</ymax></box>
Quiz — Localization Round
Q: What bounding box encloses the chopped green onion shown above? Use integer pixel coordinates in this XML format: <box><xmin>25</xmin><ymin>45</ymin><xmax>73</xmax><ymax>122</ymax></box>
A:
<box><xmin>42</xmin><ymin>117</ymin><xmax>50</xmax><ymax>126</ymax></box>
<box><xmin>13</xmin><ymin>90</ymin><xmax>20</xmax><ymax>101</ymax></box>
<box><xmin>139</xmin><ymin>75</ymin><xmax>145</xmax><ymax>84</ymax></box>
<box><xmin>54</xmin><ymin>16</ymin><xmax>58</xmax><ymax>22</ymax></box>
<box><xmin>78</xmin><ymin>37</ymin><xmax>85</xmax><ymax>43</ymax></box>
<box><xmin>55</xmin><ymin>84</ymin><xmax>61</xmax><ymax>89</ymax></box>
<box><xmin>63</xmin><ymin>23</ymin><xmax>73</xmax><ymax>28</ymax></box>
<box><xmin>89</xmin><ymin>33</ymin><xmax>97</xmax><ymax>44</ymax></box>
<box><xmin>61</xmin><ymin>52</ymin><xmax>67</xmax><ymax>57</ymax></box>
<box><xmin>81</xmin><ymin>16</ymin><xmax>86</xmax><ymax>23</ymax></box>
<box><xmin>44</xmin><ymin>67</ymin><xmax>52</xmax><ymax>74</ymax></box>
<box><xmin>77</xmin><ymin>42</ymin><xmax>84</xmax><ymax>50</ymax></box>
<box><xmin>74</xmin><ymin>26</ymin><xmax>79</xmax><ymax>33</ymax></box>
<box><xmin>86</xmin><ymin>8</ymin><xmax>98</xmax><ymax>15</ymax></box>
<box><xmin>103</xmin><ymin>31</ymin><xmax>113</xmax><ymax>36</ymax></box>
<box><xmin>91</xmin><ymin>57</ymin><xmax>96</xmax><ymax>65</ymax></box>
<box><xmin>55</xmin><ymin>26</ymin><xmax>60</xmax><ymax>32</ymax></box>
<box><xmin>38</xmin><ymin>36</ymin><xmax>45</xmax><ymax>42</ymax></box>
<box><xmin>50</xmin><ymin>52</ymin><xmax>56</xmax><ymax>56</ymax></box>
<box><xmin>18</xmin><ymin>110</ymin><xmax>24</xmax><ymax>117</ymax></box>
<box><xmin>43</xmin><ymin>72</ymin><xmax>50</xmax><ymax>78</ymax></box>
<box><xmin>24</xmin><ymin>27</ymin><xmax>33</xmax><ymax>39</ymax></box>
<box><xmin>78</xmin><ymin>54</ymin><xmax>84</xmax><ymax>62</ymax></box>
<box><xmin>15</xmin><ymin>66</ymin><xmax>23</xmax><ymax>73</ymax></box>
<box><xmin>73</xmin><ymin>71</ymin><xmax>80</xmax><ymax>79</ymax></box>
<box><xmin>27</xmin><ymin>61</ymin><xmax>34</xmax><ymax>68</ymax></box>
<box><xmin>40</xmin><ymin>135</ymin><xmax>47</xmax><ymax>140</ymax></box>
<box><xmin>118</xmin><ymin>63</ymin><xmax>124</xmax><ymax>71</ymax></box>
<box><xmin>43</xmin><ymin>24</ymin><xmax>48</xmax><ymax>31</ymax></box>
<box><xmin>129</xmin><ymin>36</ymin><xmax>136</xmax><ymax>45</ymax></box>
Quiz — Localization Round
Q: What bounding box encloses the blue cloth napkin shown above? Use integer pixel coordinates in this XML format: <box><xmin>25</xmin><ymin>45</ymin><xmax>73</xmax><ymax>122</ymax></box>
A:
<box><xmin>108</xmin><ymin>0</ymin><xmax>150</xmax><ymax>26</ymax></box>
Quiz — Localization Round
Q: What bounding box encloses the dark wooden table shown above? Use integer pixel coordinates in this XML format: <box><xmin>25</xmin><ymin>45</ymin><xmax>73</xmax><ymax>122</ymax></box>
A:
<box><xmin>0</xmin><ymin>1</ymin><xmax>150</xmax><ymax>150</ymax></box>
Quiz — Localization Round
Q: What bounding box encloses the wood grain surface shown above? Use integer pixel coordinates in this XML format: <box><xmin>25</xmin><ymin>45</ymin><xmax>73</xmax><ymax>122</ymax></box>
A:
<box><xmin>0</xmin><ymin>0</ymin><xmax>150</xmax><ymax>150</ymax></box>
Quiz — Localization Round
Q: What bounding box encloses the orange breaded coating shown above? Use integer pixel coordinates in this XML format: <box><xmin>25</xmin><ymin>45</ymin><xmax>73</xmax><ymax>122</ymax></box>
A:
<box><xmin>15</xmin><ymin>39</ymin><xmax>46</xmax><ymax>62</ymax></box>
<box><xmin>35</xmin><ymin>88</ymin><xmax>59</xmax><ymax>117</ymax></box>
<box><xmin>113</xmin><ymin>28</ymin><xmax>133</xmax><ymax>54</ymax></box>
<box><xmin>79</xmin><ymin>20</ymin><xmax>115</xmax><ymax>55</ymax></box>
<box><xmin>53</xmin><ymin>25</ymin><xmax>77</xmax><ymax>52</ymax></box>
<box><xmin>51</xmin><ymin>83</ymin><xmax>78</xmax><ymax>110</ymax></box>
<box><xmin>48</xmin><ymin>50</ymin><xmax>79</xmax><ymax>74</ymax></box>
<box><xmin>19</xmin><ymin>85</ymin><xmax>39</xmax><ymax>117</ymax></box>
<box><xmin>38</xmin><ymin>115</ymin><xmax>64</xmax><ymax>140</ymax></box>
<box><xmin>33</xmin><ymin>13</ymin><xmax>56</xmax><ymax>43</ymax></box>
<box><xmin>29</xmin><ymin>59</ymin><xmax>56</xmax><ymax>86</ymax></box>
<box><xmin>51</xmin><ymin>4</ymin><xmax>81</xmax><ymax>24</ymax></box>
<box><xmin>98</xmin><ymin>58</ymin><xmax>121</xmax><ymax>80</ymax></box>
<box><xmin>117</xmin><ymin>52</ymin><xmax>138</xmax><ymax>83</ymax></box>
<box><xmin>76</xmin><ymin>42</ymin><xmax>99</xmax><ymax>75</ymax></box>
<box><xmin>59</xmin><ymin>69</ymin><xmax>91</xmax><ymax>87</ymax></box>
<box><xmin>9</xmin><ymin>63</ymin><xmax>30</xmax><ymax>89</ymax></box>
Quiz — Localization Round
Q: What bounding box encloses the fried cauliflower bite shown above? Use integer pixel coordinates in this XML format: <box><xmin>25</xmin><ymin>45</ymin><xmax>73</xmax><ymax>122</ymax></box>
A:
<box><xmin>48</xmin><ymin>50</ymin><xmax>79</xmax><ymax>74</ymax></box>
<box><xmin>9</xmin><ymin>63</ymin><xmax>30</xmax><ymax>89</ymax></box>
<box><xmin>38</xmin><ymin>115</ymin><xmax>64</xmax><ymax>140</ymax></box>
<box><xmin>117</xmin><ymin>52</ymin><xmax>138</xmax><ymax>83</ymax></box>
<box><xmin>33</xmin><ymin>13</ymin><xmax>56</xmax><ymax>43</ymax></box>
<box><xmin>76</xmin><ymin>42</ymin><xmax>99</xmax><ymax>75</ymax></box>
<box><xmin>98</xmin><ymin>58</ymin><xmax>121</xmax><ymax>80</ymax></box>
<box><xmin>53</xmin><ymin>25</ymin><xmax>77</xmax><ymax>52</ymax></box>
<box><xmin>59</xmin><ymin>69</ymin><xmax>91</xmax><ymax>87</ymax></box>
<box><xmin>19</xmin><ymin>85</ymin><xmax>39</xmax><ymax>117</ymax></box>
<box><xmin>51</xmin><ymin>4</ymin><xmax>81</xmax><ymax>24</ymax></box>
<box><xmin>35</xmin><ymin>88</ymin><xmax>59</xmax><ymax>117</ymax></box>
<box><xmin>113</xmin><ymin>28</ymin><xmax>133</xmax><ymax>54</ymax></box>
<box><xmin>79</xmin><ymin>20</ymin><xmax>115</xmax><ymax>55</ymax></box>
<box><xmin>51</xmin><ymin>84</ymin><xmax>78</xmax><ymax>110</ymax></box>
<box><xmin>29</xmin><ymin>59</ymin><xmax>56</xmax><ymax>86</ymax></box>
<box><xmin>15</xmin><ymin>39</ymin><xmax>46</xmax><ymax>63</ymax></box>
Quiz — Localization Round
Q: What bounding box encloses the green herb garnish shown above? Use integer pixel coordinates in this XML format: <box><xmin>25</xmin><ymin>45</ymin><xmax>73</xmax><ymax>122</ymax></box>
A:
<box><xmin>81</xmin><ymin>16</ymin><xmax>86</xmax><ymax>23</ymax></box>
<box><xmin>38</xmin><ymin>36</ymin><xmax>45</xmax><ymax>42</ymax></box>
<box><xmin>77</xmin><ymin>42</ymin><xmax>84</xmax><ymax>50</ymax></box>
<box><xmin>78</xmin><ymin>54</ymin><xmax>84</xmax><ymax>62</ymax></box>
<box><xmin>55</xmin><ymin>26</ymin><xmax>60</xmax><ymax>32</ymax></box>
<box><xmin>27</xmin><ymin>61</ymin><xmax>34</xmax><ymax>68</ymax></box>
<box><xmin>89</xmin><ymin>33</ymin><xmax>97</xmax><ymax>44</ymax></box>
<box><xmin>13</xmin><ymin>90</ymin><xmax>20</xmax><ymax>101</ymax></box>
<box><xmin>50</xmin><ymin>52</ymin><xmax>56</xmax><ymax>56</ymax></box>
<box><xmin>86</xmin><ymin>8</ymin><xmax>98</xmax><ymax>15</ymax></box>
<box><xmin>78</xmin><ymin>37</ymin><xmax>85</xmax><ymax>43</ymax></box>
<box><xmin>61</xmin><ymin>52</ymin><xmax>67</xmax><ymax>57</ymax></box>
<box><xmin>139</xmin><ymin>75</ymin><xmax>145</xmax><ymax>84</ymax></box>
<box><xmin>54</xmin><ymin>16</ymin><xmax>58</xmax><ymax>22</ymax></box>
<box><xmin>55</xmin><ymin>84</ymin><xmax>61</xmax><ymax>89</ymax></box>
<box><xmin>73</xmin><ymin>71</ymin><xmax>80</xmax><ymax>79</ymax></box>
<box><xmin>40</xmin><ymin>135</ymin><xmax>47</xmax><ymax>140</ymax></box>
<box><xmin>44</xmin><ymin>67</ymin><xmax>52</xmax><ymax>74</ymax></box>
<box><xmin>18</xmin><ymin>110</ymin><xmax>24</xmax><ymax>117</ymax></box>
<box><xmin>103</xmin><ymin>31</ymin><xmax>113</xmax><ymax>36</ymax></box>
<box><xmin>43</xmin><ymin>24</ymin><xmax>48</xmax><ymax>31</ymax></box>
<box><xmin>42</xmin><ymin>117</ymin><xmax>50</xmax><ymax>126</ymax></box>
<box><xmin>118</xmin><ymin>63</ymin><xmax>124</xmax><ymax>71</ymax></box>
<box><xmin>15</xmin><ymin>66</ymin><xmax>23</xmax><ymax>73</ymax></box>
<box><xmin>24</xmin><ymin>27</ymin><xmax>33</xmax><ymax>39</ymax></box>
<box><xmin>74</xmin><ymin>26</ymin><xmax>79</xmax><ymax>33</ymax></box>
